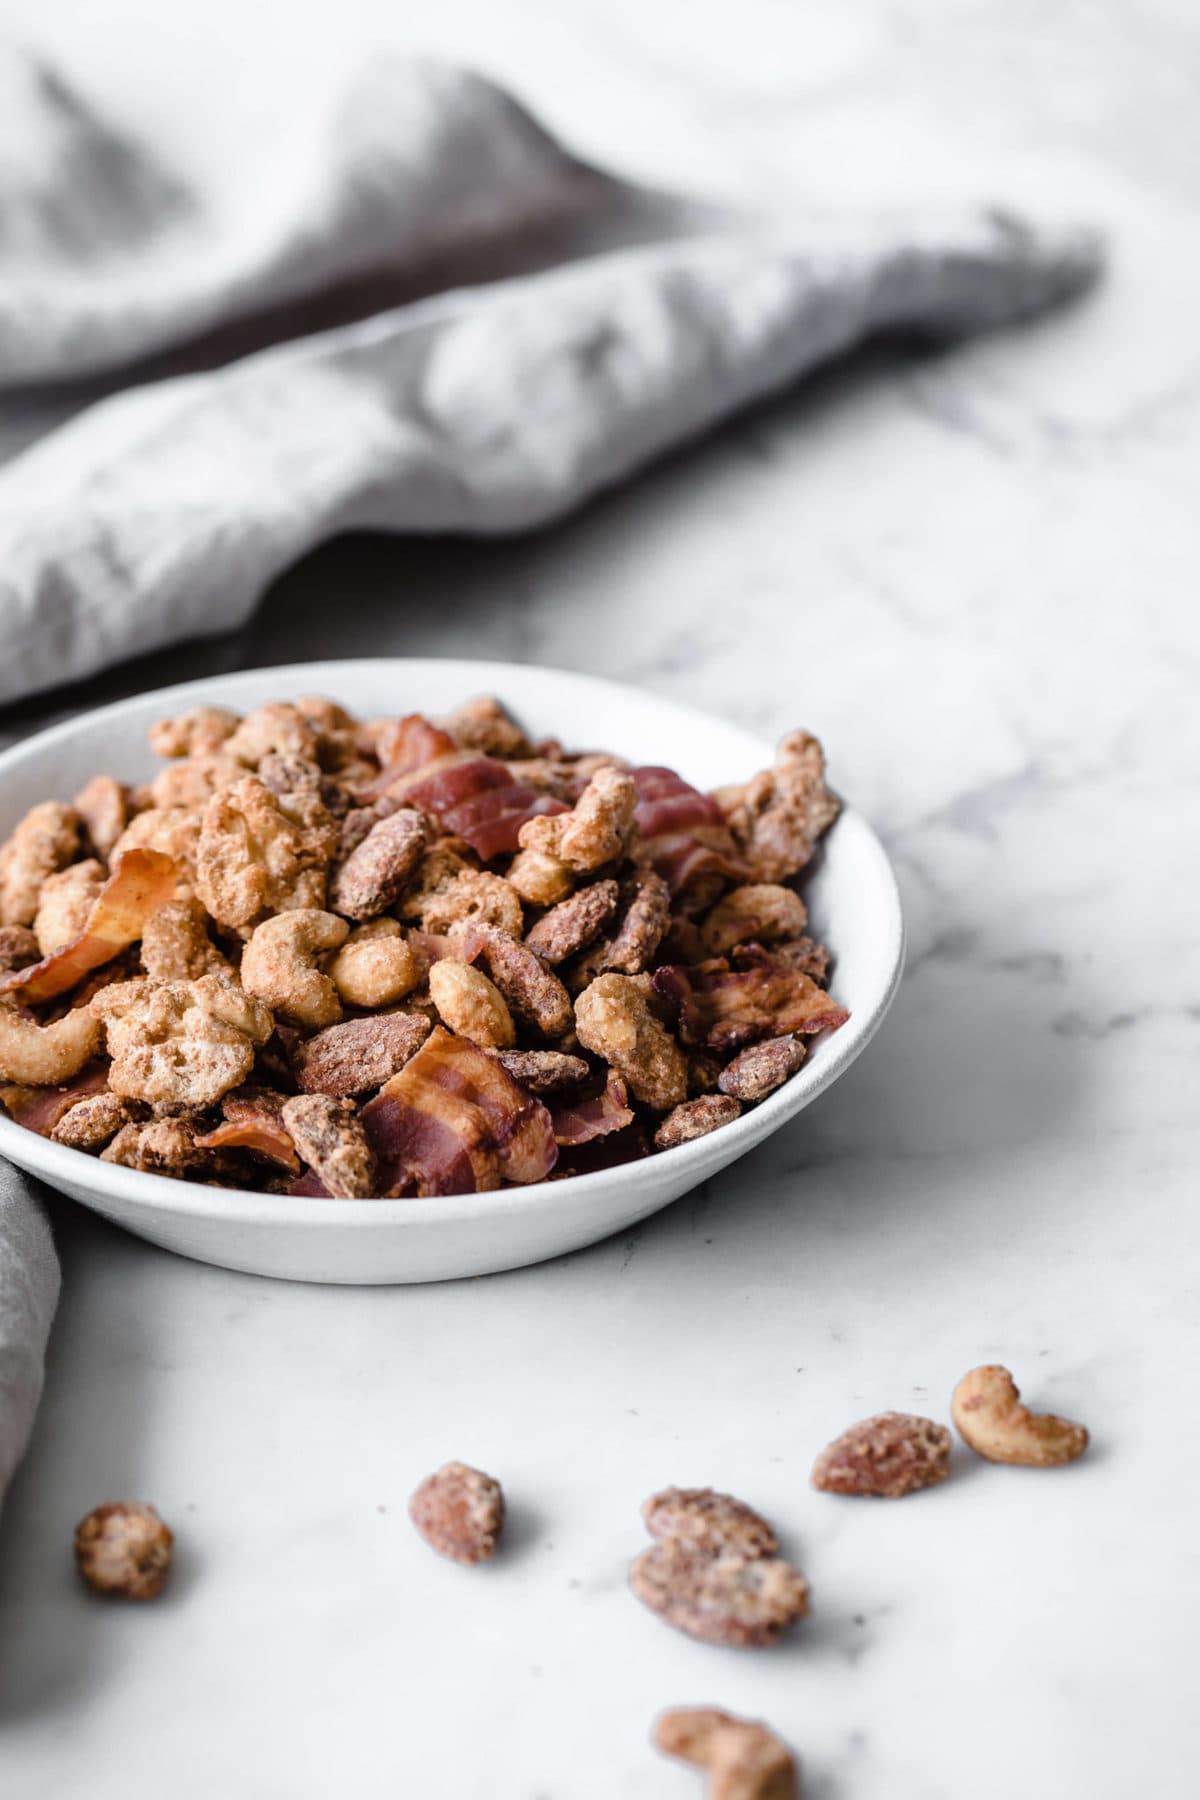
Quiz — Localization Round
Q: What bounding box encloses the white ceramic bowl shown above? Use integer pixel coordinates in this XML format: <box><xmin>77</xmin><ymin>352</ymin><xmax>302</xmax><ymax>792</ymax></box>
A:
<box><xmin>0</xmin><ymin>659</ymin><xmax>902</xmax><ymax>1283</ymax></box>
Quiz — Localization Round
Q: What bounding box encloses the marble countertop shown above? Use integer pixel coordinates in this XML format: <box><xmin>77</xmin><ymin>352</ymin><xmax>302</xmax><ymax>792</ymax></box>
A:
<box><xmin>1</xmin><ymin>2</ymin><xmax>1198</xmax><ymax>1796</ymax></box>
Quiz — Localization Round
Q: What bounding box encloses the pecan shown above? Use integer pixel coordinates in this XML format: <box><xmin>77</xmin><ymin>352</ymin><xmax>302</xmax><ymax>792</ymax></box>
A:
<box><xmin>524</xmin><ymin>880</ymin><xmax>618</xmax><ymax>964</ymax></box>
<box><xmin>73</xmin><ymin>775</ymin><xmax>128</xmax><ymax>861</ymax></box>
<box><xmin>474</xmin><ymin>928</ymin><xmax>573</xmax><ymax>1040</ymax></box>
<box><xmin>653</xmin><ymin>1707</ymin><xmax>799</xmax><ymax>1800</ymax></box>
<box><xmin>414</xmin><ymin>869</ymin><xmax>524</xmax><ymax>939</ymax></box>
<box><xmin>643</xmin><ymin>1488</ymin><xmax>778</xmax><ymax>1557</ymax></box>
<box><xmin>574</xmin><ymin>973</ymin><xmax>686</xmax><ymax>1110</ymax></box>
<box><xmin>256</xmin><ymin>750</ymin><xmax>324</xmax><ymax>800</ymax></box>
<box><xmin>654</xmin><ymin>1094</ymin><xmax>741</xmax><ymax>1150</ymax></box>
<box><xmin>225</xmin><ymin>701</ymin><xmax>319</xmax><ymax>768</ymax></box>
<box><xmin>767</xmin><ymin>937</ymin><xmax>831</xmax><ymax>986</ymax></box>
<box><xmin>149</xmin><ymin>704</ymin><xmax>241</xmax><ymax>759</ymax></box>
<box><xmin>630</xmin><ymin>1540</ymin><xmax>809</xmax><ymax>1648</ymax></box>
<box><xmin>409</xmin><ymin>1462</ymin><xmax>505</xmax><ymax>1565</ymax></box>
<box><xmin>519</xmin><ymin>766</ymin><xmax>637</xmax><ymax>871</ymax></box>
<box><xmin>489</xmin><ymin>1049</ymin><xmax>590</xmax><ymax>1095</ymax></box>
<box><xmin>330</xmin><ymin>809</ymin><xmax>427</xmax><ymax>921</ymax></box>
<box><xmin>51</xmin><ymin>1091</ymin><xmax>135</xmax><ymax>1152</ymax></box>
<box><xmin>294</xmin><ymin>1012</ymin><xmax>431</xmax><ymax>1097</ymax></box>
<box><xmin>952</xmin><ymin>1365</ymin><xmax>1089</xmax><ymax>1467</ymax></box>
<box><xmin>712</xmin><ymin>731</ymin><xmax>839</xmax><ymax>884</ymax></box>
<box><xmin>701</xmin><ymin>883</ymin><xmax>808</xmax><ymax>958</ymax></box>
<box><xmin>195</xmin><ymin>776</ymin><xmax>336</xmax><ymax>927</ymax></box>
<box><xmin>93</xmin><ymin>973</ymin><xmax>273</xmax><ymax>1109</ymax></box>
<box><xmin>74</xmin><ymin>1502</ymin><xmax>174</xmax><ymax>1599</ymax></box>
<box><xmin>428</xmin><ymin>959</ymin><xmax>515</xmax><ymax>1049</ymax></box>
<box><xmin>101</xmin><ymin>1117</ymin><xmax>207</xmax><ymax>1175</ymax></box>
<box><xmin>718</xmin><ymin>1037</ymin><xmax>805</xmax><ymax>1103</ymax></box>
<box><xmin>604</xmin><ymin>869</ymin><xmax>671</xmax><ymax>974</ymax></box>
<box><xmin>141</xmin><ymin>897</ymin><xmax>229</xmax><ymax>982</ymax></box>
<box><xmin>280</xmin><ymin>1093</ymin><xmax>377</xmax><ymax>1197</ymax></box>
<box><xmin>811</xmin><ymin>1413</ymin><xmax>952</xmax><ymax>1498</ymax></box>
<box><xmin>0</xmin><ymin>802</ymin><xmax>80</xmax><ymax>926</ymax></box>
<box><xmin>439</xmin><ymin>695</ymin><xmax>531</xmax><ymax>758</ymax></box>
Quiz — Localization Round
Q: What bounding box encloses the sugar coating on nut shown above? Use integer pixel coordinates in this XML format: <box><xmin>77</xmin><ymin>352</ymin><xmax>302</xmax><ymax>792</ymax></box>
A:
<box><xmin>440</xmin><ymin>695</ymin><xmax>530</xmax><ymax>758</ymax></box>
<box><xmin>281</xmin><ymin>1093</ymin><xmax>376</xmax><ymax>1197</ymax></box>
<box><xmin>701</xmin><ymin>884</ymin><xmax>808</xmax><ymax>957</ymax></box>
<box><xmin>101</xmin><ymin>1117</ymin><xmax>205</xmax><ymax>1175</ymax></box>
<box><xmin>75</xmin><ymin>1501</ymin><xmax>174</xmax><ymax>1599</ymax></box>
<box><xmin>603</xmin><ymin>869</ymin><xmax>672</xmax><ymax>974</ymax></box>
<box><xmin>0</xmin><ymin>1000</ymin><xmax>100</xmax><ymax>1086</ymax></box>
<box><xmin>643</xmin><ymin>1488</ymin><xmax>778</xmax><ymax>1557</ymax></box>
<box><xmin>811</xmin><ymin>1412</ymin><xmax>952</xmax><ymax>1498</ymax></box>
<box><xmin>33</xmin><ymin>859</ymin><xmax>106</xmax><ymax>956</ymax></box>
<box><xmin>506</xmin><ymin>846</ymin><xmax>574</xmax><ymax>906</ymax></box>
<box><xmin>294</xmin><ymin>1012</ymin><xmax>431</xmax><ymax>1096</ymax></box>
<box><xmin>414</xmin><ymin>869</ymin><xmax>524</xmax><ymax>939</ymax></box>
<box><xmin>490</xmin><ymin>1049</ymin><xmax>590</xmax><ymax>1094</ymax></box>
<box><xmin>0</xmin><ymin>924</ymin><xmax>41</xmax><ymax>974</ymax></box>
<box><xmin>952</xmin><ymin>1365</ymin><xmax>1089</xmax><ymax>1467</ymax></box>
<box><xmin>73</xmin><ymin>775</ymin><xmax>128</xmax><ymax>861</ymax></box>
<box><xmin>51</xmin><ymin>1091</ymin><xmax>135</xmax><ymax>1152</ymax></box>
<box><xmin>654</xmin><ymin>1094</ymin><xmax>741</xmax><ymax>1150</ymax></box>
<box><xmin>329</xmin><ymin>918</ymin><xmax>420</xmax><ymax>1008</ymax></box>
<box><xmin>0</xmin><ymin>802</ymin><xmax>81</xmax><ymax>926</ymax></box>
<box><xmin>654</xmin><ymin>1707</ymin><xmax>800</xmax><ymax>1800</ymax></box>
<box><xmin>409</xmin><ymin>1461</ymin><xmax>505</xmax><ymax>1565</ymax></box>
<box><xmin>225</xmin><ymin>701</ymin><xmax>319</xmax><ymax>768</ymax></box>
<box><xmin>330</xmin><ymin>808</ymin><xmax>427</xmax><ymax>920</ymax></box>
<box><xmin>718</xmin><ymin>1037</ymin><xmax>806</xmax><ymax>1103</ymax></box>
<box><xmin>475</xmin><ymin>928</ymin><xmax>573</xmax><ymax>1040</ymax></box>
<box><xmin>149</xmin><ymin>704</ymin><xmax>241</xmax><ymax>759</ymax></box>
<box><xmin>110</xmin><ymin>806</ymin><xmax>203</xmax><ymax>891</ymax></box>
<box><xmin>240</xmin><ymin>909</ymin><xmax>350</xmax><ymax>1028</ymax></box>
<box><xmin>575</xmin><ymin>973</ymin><xmax>686</xmax><ymax>1110</ymax></box>
<box><xmin>520</xmin><ymin>765</ymin><xmax>637</xmax><ymax>871</ymax></box>
<box><xmin>93</xmin><ymin>973</ymin><xmax>273</xmax><ymax>1109</ymax></box>
<box><xmin>428</xmin><ymin>959</ymin><xmax>515</xmax><ymax>1049</ymax></box>
<box><xmin>141</xmin><ymin>897</ymin><xmax>229</xmax><ymax>982</ymax></box>
<box><xmin>524</xmin><ymin>880</ymin><xmax>618</xmax><ymax>964</ymax></box>
<box><xmin>713</xmin><ymin>731</ymin><xmax>840</xmax><ymax>885</ymax></box>
<box><xmin>631</xmin><ymin>1541</ymin><xmax>810</xmax><ymax>1649</ymax></box>
<box><xmin>195</xmin><ymin>776</ymin><xmax>336</xmax><ymax>927</ymax></box>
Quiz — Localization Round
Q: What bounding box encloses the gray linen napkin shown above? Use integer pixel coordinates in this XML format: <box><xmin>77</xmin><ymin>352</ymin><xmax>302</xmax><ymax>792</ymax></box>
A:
<box><xmin>0</xmin><ymin>46</ymin><xmax>1103</xmax><ymax>1510</ymax></box>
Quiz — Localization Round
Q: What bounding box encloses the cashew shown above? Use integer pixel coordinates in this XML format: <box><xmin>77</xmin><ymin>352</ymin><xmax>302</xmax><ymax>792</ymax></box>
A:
<box><xmin>240</xmin><ymin>909</ymin><xmax>349</xmax><ymax>1027</ymax></box>
<box><xmin>951</xmin><ymin>1365</ymin><xmax>1089</xmax><ymax>1467</ymax></box>
<box><xmin>428</xmin><ymin>959</ymin><xmax>515</xmax><ymax>1049</ymax></box>
<box><xmin>0</xmin><ymin>1000</ymin><xmax>100</xmax><ymax>1085</ymax></box>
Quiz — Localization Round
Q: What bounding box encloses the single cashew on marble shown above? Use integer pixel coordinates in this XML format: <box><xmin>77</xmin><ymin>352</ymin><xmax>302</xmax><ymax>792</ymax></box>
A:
<box><xmin>0</xmin><ymin>1000</ymin><xmax>100</xmax><ymax>1086</ymax></box>
<box><xmin>951</xmin><ymin>1364</ymin><xmax>1089</xmax><ymax>1467</ymax></box>
<box><xmin>240</xmin><ymin>909</ymin><xmax>350</xmax><ymax>1028</ymax></box>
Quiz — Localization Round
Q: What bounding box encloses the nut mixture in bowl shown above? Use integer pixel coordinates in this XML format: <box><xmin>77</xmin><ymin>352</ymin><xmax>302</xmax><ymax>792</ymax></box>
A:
<box><xmin>0</xmin><ymin>695</ymin><xmax>847</xmax><ymax>1198</ymax></box>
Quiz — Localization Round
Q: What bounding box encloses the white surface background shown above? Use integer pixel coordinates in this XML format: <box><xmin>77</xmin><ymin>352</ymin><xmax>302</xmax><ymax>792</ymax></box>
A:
<box><xmin>1</xmin><ymin>3</ymin><xmax>1198</xmax><ymax>1796</ymax></box>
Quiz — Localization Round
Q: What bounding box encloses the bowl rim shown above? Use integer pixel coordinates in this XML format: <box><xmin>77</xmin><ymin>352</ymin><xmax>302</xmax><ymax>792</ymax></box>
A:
<box><xmin>0</xmin><ymin>656</ymin><xmax>904</xmax><ymax>1229</ymax></box>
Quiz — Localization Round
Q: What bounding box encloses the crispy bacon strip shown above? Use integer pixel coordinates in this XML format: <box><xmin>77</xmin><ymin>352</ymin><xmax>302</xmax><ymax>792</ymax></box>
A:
<box><xmin>653</xmin><ymin>947</ymin><xmax>849</xmax><ymax>1054</ymax></box>
<box><xmin>407</xmin><ymin>926</ymin><xmax>488</xmax><ymax>970</ymax></box>
<box><xmin>1</xmin><ymin>1059</ymin><xmax>110</xmax><ymax>1136</ymax></box>
<box><xmin>196</xmin><ymin>1093</ymin><xmax>300</xmax><ymax>1172</ymax></box>
<box><xmin>0</xmin><ymin>849</ymin><xmax>177</xmax><ymax>1005</ymax></box>
<box><xmin>395</xmin><ymin>756</ymin><xmax>567</xmax><ymax>861</ymax></box>
<box><xmin>631</xmin><ymin>767</ymin><xmax>744</xmax><ymax>898</ymax></box>
<box><xmin>549</xmin><ymin>1070</ymin><xmax>634</xmax><ymax>1148</ymax></box>
<box><xmin>361</xmin><ymin>1026</ymin><xmax>557</xmax><ymax>1196</ymax></box>
<box><xmin>375</xmin><ymin>714</ymin><xmax>459</xmax><ymax>776</ymax></box>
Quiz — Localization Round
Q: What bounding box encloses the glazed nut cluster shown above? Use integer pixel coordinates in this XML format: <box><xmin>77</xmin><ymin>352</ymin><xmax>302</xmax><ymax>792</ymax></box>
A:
<box><xmin>0</xmin><ymin>695</ymin><xmax>848</xmax><ymax>1199</ymax></box>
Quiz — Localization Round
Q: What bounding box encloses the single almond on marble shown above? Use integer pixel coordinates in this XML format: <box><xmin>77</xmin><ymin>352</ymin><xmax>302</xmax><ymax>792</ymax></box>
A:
<box><xmin>811</xmin><ymin>1411</ymin><xmax>951</xmax><ymax>1497</ymax></box>
<box><xmin>409</xmin><ymin>1461</ymin><xmax>506</xmax><ymax>1564</ymax></box>
<box><xmin>631</xmin><ymin>1487</ymin><xmax>808</xmax><ymax>1648</ymax></box>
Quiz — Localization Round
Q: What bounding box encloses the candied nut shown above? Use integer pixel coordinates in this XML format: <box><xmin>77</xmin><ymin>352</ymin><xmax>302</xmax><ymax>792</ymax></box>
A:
<box><xmin>409</xmin><ymin>1461</ymin><xmax>505</xmax><ymax>1565</ymax></box>
<box><xmin>604</xmin><ymin>869</ymin><xmax>671</xmax><ymax>974</ymax></box>
<box><xmin>687</xmin><ymin>1050</ymin><xmax>725</xmax><ymax>1095</ymax></box>
<box><xmin>811</xmin><ymin>1413</ymin><xmax>952</xmax><ymax>1498</ymax></box>
<box><xmin>768</xmin><ymin>938</ymin><xmax>831</xmax><ymax>986</ymax></box>
<box><xmin>149</xmin><ymin>751</ymin><xmax>245</xmax><ymax>811</ymax></box>
<box><xmin>110</xmin><ymin>805</ymin><xmax>202</xmax><ymax>883</ymax></box>
<box><xmin>701</xmin><ymin>884</ymin><xmax>808</xmax><ymax>958</ymax></box>
<box><xmin>506</xmin><ymin>846</ymin><xmax>574</xmax><ymax>907</ymax></box>
<box><xmin>951</xmin><ymin>1365</ymin><xmax>1089</xmax><ymax>1467</ymax></box>
<box><xmin>51</xmin><ymin>1091</ymin><xmax>135</xmax><ymax>1152</ymax></box>
<box><xmin>415</xmin><ymin>869</ymin><xmax>524</xmax><ymax>939</ymax></box>
<box><xmin>713</xmin><ymin>732</ymin><xmax>839</xmax><ymax>884</ymax></box>
<box><xmin>280</xmin><ymin>1093</ymin><xmax>376</xmax><ymax>1198</ymax></box>
<box><xmin>339</xmin><ymin>795</ymin><xmax>402</xmax><ymax>860</ymax></box>
<box><xmin>524</xmin><ymin>880</ymin><xmax>618</xmax><ymax>964</ymax></box>
<box><xmin>654</xmin><ymin>1094</ymin><xmax>741</xmax><ymax>1150</ymax></box>
<box><xmin>630</xmin><ymin>1540</ymin><xmax>809</xmax><ymax>1649</ymax></box>
<box><xmin>74</xmin><ymin>1502</ymin><xmax>174</xmax><ymax>1599</ymax></box>
<box><xmin>474</xmin><ymin>928</ymin><xmax>573</xmax><ymax>1040</ymax></box>
<box><xmin>0</xmin><ymin>801</ymin><xmax>80</xmax><ymax>926</ymax></box>
<box><xmin>643</xmin><ymin>1489</ymin><xmax>778</xmax><ymax>1558</ymax></box>
<box><xmin>93</xmin><ymin>973</ymin><xmax>273</xmax><ymax>1109</ymax></box>
<box><xmin>428</xmin><ymin>959</ymin><xmax>515</xmax><ymax>1049</ymax></box>
<box><xmin>0</xmin><ymin>999</ymin><xmax>100</xmax><ymax>1085</ymax></box>
<box><xmin>329</xmin><ymin>918</ymin><xmax>421</xmax><ymax>1008</ymax></box>
<box><xmin>654</xmin><ymin>1708</ymin><xmax>800</xmax><ymax>1800</ymax></box>
<box><xmin>396</xmin><ymin>844</ymin><xmax>477</xmax><ymax>917</ymax></box>
<box><xmin>225</xmin><ymin>701</ymin><xmax>318</xmax><ymax>767</ymax></box>
<box><xmin>195</xmin><ymin>776</ymin><xmax>336</xmax><ymax>927</ymax></box>
<box><xmin>519</xmin><ymin>765</ymin><xmax>637</xmax><ymax>871</ymax></box>
<box><xmin>718</xmin><ymin>1037</ymin><xmax>805</xmax><ymax>1103</ymax></box>
<box><xmin>490</xmin><ymin>1049</ymin><xmax>590</xmax><ymax>1095</ymax></box>
<box><xmin>294</xmin><ymin>1011</ymin><xmax>431</xmax><ymax>1097</ymax></box>
<box><xmin>575</xmin><ymin>973</ymin><xmax>686</xmax><ymax>1110</ymax></box>
<box><xmin>73</xmin><ymin>776</ymin><xmax>128</xmax><ymax>861</ymax></box>
<box><xmin>149</xmin><ymin>704</ymin><xmax>241</xmax><ymax>759</ymax></box>
<box><xmin>33</xmin><ymin>859</ymin><xmax>106</xmax><ymax>956</ymax></box>
<box><xmin>330</xmin><ymin>809</ymin><xmax>427</xmax><ymax>921</ymax></box>
<box><xmin>101</xmin><ymin>1117</ymin><xmax>206</xmax><ymax>1174</ymax></box>
<box><xmin>439</xmin><ymin>695</ymin><xmax>530</xmax><ymax>758</ymax></box>
<box><xmin>251</xmin><ymin>750</ymin><xmax>324</xmax><ymax>801</ymax></box>
<box><xmin>141</xmin><ymin>898</ymin><xmax>229</xmax><ymax>982</ymax></box>
<box><xmin>0</xmin><ymin>924</ymin><xmax>40</xmax><ymax>974</ymax></box>
<box><xmin>241</xmin><ymin>909</ymin><xmax>349</xmax><ymax>1028</ymax></box>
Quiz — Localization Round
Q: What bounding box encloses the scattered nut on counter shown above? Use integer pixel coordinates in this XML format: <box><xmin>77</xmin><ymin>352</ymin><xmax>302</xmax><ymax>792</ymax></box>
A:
<box><xmin>409</xmin><ymin>1461</ymin><xmax>506</xmax><ymax>1565</ymax></box>
<box><xmin>951</xmin><ymin>1364</ymin><xmax>1090</xmax><ymax>1467</ymax></box>
<box><xmin>630</xmin><ymin>1487</ymin><xmax>809</xmax><ymax>1648</ymax></box>
<box><xmin>654</xmin><ymin>1705</ymin><xmax>800</xmax><ymax>1800</ymax></box>
<box><xmin>74</xmin><ymin>1501</ymin><xmax>174</xmax><ymax>1599</ymax></box>
<box><xmin>811</xmin><ymin>1411</ymin><xmax>952</xmax><ymax>1497</ymax></box>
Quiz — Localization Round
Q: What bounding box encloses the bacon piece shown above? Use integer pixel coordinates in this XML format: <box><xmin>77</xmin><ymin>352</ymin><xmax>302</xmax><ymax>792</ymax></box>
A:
<box><xmin>407</xmin><ymin>926</ymin><xmax>488</xmax><ymax>971</ymax></box>
<box><xmin>551</xmin><ymin>1119</ymin><xmax>653</xmax><ymax>1179</ymax></box>
<box><xmin>361</xmin><ymin>1026</ymin><xmax>557</xmax><ymax>1196</ymax></box>
<box><xmin>0</xmin><ymin>850</ymin><xmax>177</xmax><ymax>1005</ymax></box>
<box><xmin>375</xmin><ymin>714</ymin><xmax>459</xmax><ymax>777</ymax></box>
<box><xmin>391</xmin><ymin>755</ymin><xmax>567</xmax><ymax>861</ymax></box>
<box><xmin>1</xmin><ymin>1059</ymin><xmax>111</xmax><ymax>1136</ymax></box>
<box><xmin>549</xmin><ymin>1070</ymin><xmax>634</xmax><ymax>1148</ymax></box>
<box><xmin>195</xmin><ymin>1090</ymin><xmax>300</xmax><ymax>1171</ymax></box>
<box><xmin>631</xmin><ymin>767</ymin><xmax>744</xmax><ymax>900</ymax></box>
<box><xmin>652</xmin><ymin>948</ymin><xmax>849</xmax><ymax>1054</ymax></box>
<box><xmin>289</xmin><ymin>1168</ymin><xmax>333</xmax><ymax>1198</ymax></box>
